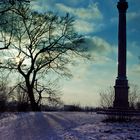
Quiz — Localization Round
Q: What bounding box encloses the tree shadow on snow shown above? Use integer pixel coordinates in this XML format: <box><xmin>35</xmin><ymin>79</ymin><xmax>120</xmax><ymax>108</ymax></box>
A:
<box><xmin>10</xmin><ymin>112</ymin><xmax>62</xmax><ymax>140</ymax></box>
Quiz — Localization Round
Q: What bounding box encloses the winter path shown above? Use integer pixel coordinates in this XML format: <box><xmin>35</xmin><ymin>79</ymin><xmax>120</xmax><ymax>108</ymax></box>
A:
<box><xmin>0</xmin><ymin>112</ymin><xmax>140</xmax><ymax>140</ymax></box>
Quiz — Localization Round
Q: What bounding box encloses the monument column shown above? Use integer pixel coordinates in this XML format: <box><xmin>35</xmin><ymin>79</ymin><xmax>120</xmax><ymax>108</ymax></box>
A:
<box><xmin>113</xmin><ymin>0</ymin><xmax>129</xmax><ymax>108</ymax></box>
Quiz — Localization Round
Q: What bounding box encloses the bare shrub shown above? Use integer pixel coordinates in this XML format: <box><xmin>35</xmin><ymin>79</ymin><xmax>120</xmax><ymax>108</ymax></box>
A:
<box><xmin>129</xmin><ymin>84</ymin><xmax>140</xmax><ymax>109</ymax></box>
<box><xmin>0</xmin><ymin>71</ymin><xmax>10</xmax><ymax>112</ymax></box>
<box><xmin>99</xmin><ymin>87</ymin><xmax>114</xmax><ymax>108</ymax></box>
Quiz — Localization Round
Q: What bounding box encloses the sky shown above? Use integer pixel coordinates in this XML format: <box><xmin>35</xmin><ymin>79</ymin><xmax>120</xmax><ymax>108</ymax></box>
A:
<box><xmin>30</xmin><ymin>0</ymin><xmax>140</xmax><ymax>107</ymax></box>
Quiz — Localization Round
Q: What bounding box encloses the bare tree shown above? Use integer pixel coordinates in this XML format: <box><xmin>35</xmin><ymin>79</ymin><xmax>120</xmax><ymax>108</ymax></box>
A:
<box><xmin>0</xmin><ymin>2</ymin><xmax>89</xmax><ymax>111</ymax></box>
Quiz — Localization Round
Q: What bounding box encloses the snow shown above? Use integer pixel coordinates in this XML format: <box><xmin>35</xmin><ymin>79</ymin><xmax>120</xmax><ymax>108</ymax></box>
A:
<box><xmin>0</xmin><ymin>112</ymin><xmax>140</xmax><ymax>140</ymax></box>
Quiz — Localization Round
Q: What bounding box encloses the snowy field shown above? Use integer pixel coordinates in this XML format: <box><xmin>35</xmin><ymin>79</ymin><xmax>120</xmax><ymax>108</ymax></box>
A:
<box><xmin>0</xmin><ymin>112</ymin><xmax>140</xmax><ymax>140</ymax></box>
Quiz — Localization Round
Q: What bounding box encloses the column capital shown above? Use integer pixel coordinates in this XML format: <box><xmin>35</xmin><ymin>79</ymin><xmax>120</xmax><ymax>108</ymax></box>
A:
<box><xmin>117</xmin><ymin>2</ymin><xmax>128</xmax><ymax>12</ymax></box>
<box><xmin>119</xmin><ymin>0</ymin><xmax>126</xmax><ymax>2</ymax></box>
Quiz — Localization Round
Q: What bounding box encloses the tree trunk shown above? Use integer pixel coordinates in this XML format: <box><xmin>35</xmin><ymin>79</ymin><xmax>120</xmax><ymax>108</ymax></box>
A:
<box><xmin>26</xmin><ymin>79</ymin><xmax>40</xmax><ymax>111</ymax></box>
<box><xmin>29</xmin><ymin>91</ymin><xmax>40</xmax><ymax>111</ymax></box>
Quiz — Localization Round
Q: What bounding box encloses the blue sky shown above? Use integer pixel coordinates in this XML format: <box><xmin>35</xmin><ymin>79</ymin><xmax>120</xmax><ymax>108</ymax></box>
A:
<box><xmin>30</xmin><ymin>0</ymin><xmax>140</xmax><ymax>106</ymax></box>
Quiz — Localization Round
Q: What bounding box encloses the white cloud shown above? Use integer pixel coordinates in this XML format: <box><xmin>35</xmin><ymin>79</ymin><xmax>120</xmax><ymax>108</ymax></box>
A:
<box><xmin>74</xmin><ymin>20</ymin><xmax>93</xmax><ymax>34</ymax></box>
<box><xmin>127</xmin><ymin>12</ymin><xmax>140</xmax><ymax>21</ymax></box>
<box><xmin>31</xmin><ymin>1</ymin><xmax>47</xmax><ymax>12</ymax></box>
<box><xmin>56</xmin><ymin>3</ymin><xmax>103</xmax><ymax>20</ymax></box>
<box><xmin>132</xmin><ymin>65</ymin><xmax>140</xmax><ymax>73</ymax></box>
<box><xmin>83</xmin><ymin>36</ymin><xmax>115</xmax><ymax>64</ymax></box>
<box><xmin>66</xmin><ymin>0</ymin><xmax>85</xmax><ymax>6</ymax></box>
<box><xmin>31</xmin><ymin>1</ymin><xmax>104</xmax><ymax>34</ymax></box>
<box><xmin>84</xmin><ymin>36</ymin><xmax>113</xmax><ymax>54</ymax></box>
<box><xmin>74</xmin><ymin>19</ymin><xmax>104</xmax><ymax>34</ymax></box>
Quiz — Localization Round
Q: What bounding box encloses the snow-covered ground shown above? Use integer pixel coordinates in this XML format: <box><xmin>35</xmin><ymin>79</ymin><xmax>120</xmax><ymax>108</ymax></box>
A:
<box><xmin>0</xmin><ymin>112</ymin><xmax>140</xmax><ymax>140</ymax></box>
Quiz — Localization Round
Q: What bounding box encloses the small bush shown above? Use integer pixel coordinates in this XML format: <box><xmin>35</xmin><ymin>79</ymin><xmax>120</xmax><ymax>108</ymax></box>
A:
<box><xmin>64</xmin><ymin>104</ymin><xmax>83</xmax><ymax>111</ymax></box>
<box><xmin>17</xmin><ymin>102</ymin><xmax>29</xmax><ymax>112</ymax></box>
<box><xmin>0</xmin><ymin>100</ymin><xmax>7</xmax><ymax>112</ymax></box>
<box><xmin>103</xmin><ymin>115</ymin><xmax>132</xmax><ymax>123</ymax></box>
<box><xmin>0</xmin><ymin>90</ymin><xmax>8</xmax><ymax>112</ymax></box>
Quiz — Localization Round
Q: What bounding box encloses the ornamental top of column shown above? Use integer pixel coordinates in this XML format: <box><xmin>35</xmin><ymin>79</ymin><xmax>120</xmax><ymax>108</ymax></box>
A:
<box><xmin>117</xmin><ymin>0</ymin><xmax>128</xmax><ymax>12</ymax></box>
<box><xmin>119</xmin><ymin>0</ymin><xmax>126</xmax><ymax>2</ymax></box>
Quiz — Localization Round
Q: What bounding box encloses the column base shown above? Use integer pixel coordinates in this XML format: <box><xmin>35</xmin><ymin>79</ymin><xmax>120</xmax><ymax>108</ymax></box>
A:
<box><xmin>113</xmin><ymin>78</ymin><xmax>129</xmax><ymax>109</ymax></box>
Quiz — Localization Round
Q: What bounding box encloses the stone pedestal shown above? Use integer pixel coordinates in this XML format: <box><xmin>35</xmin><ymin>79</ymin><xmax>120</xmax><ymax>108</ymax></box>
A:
<box><xmin>114</xmin><ymin>79</ymin><xmax>129</xmax><ymax>108</ymax></box>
